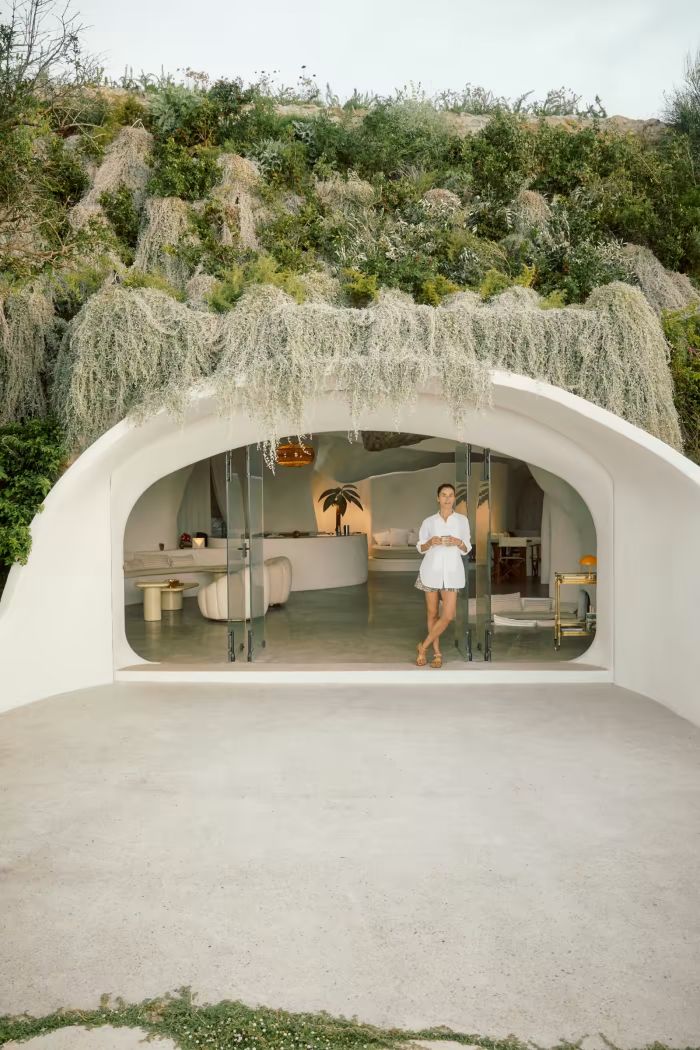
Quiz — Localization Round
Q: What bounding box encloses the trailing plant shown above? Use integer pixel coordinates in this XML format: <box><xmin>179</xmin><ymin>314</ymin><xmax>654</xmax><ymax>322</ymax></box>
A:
<box><xmin>0</xmin><ymin>416</ymin><xmax>66</xmax><ymax>591</ymax></box>
<box><xmin>0</xmin><ymin>282</ymin><xmax>55</xmax><ymax>424</ymax></box>
<box><xmin>54</xmin><ymin>280</ymin><xmax>681</xmax><ymax>458</ymax></box>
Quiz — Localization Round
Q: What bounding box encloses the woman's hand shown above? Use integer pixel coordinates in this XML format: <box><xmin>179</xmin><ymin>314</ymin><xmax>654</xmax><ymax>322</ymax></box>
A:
<box><xmin>430</xmin><ymin>536</ymin><xmax>444</xmax><ymax>547</ymax></box>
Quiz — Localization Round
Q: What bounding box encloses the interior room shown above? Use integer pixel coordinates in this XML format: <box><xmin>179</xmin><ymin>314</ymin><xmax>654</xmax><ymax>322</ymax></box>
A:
<box><xmin>123</xmin><ymin>432</ymin><xmax>598</xmax><ymax>666</ymax></box>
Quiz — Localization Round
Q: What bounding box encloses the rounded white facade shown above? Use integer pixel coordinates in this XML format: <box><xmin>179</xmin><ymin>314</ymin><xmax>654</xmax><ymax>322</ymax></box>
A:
<box><xmin>1</xmin><ymin>373</ymin><xmax>699</xmax><ymax>724</ymax></box>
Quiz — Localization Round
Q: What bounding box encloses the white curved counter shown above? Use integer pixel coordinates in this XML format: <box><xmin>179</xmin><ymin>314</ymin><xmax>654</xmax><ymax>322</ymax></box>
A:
<box><xmin>262</xmin><ymin>535</ymin><xmax>368</xmax><ymax>591</ymax></box>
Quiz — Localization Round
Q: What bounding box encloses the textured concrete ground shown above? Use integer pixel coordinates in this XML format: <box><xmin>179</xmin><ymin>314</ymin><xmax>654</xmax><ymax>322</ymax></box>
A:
<box><xmin>1</xmin><ymin>683</ymin><xmax>699</xmax><ymax>1047</ymax></box>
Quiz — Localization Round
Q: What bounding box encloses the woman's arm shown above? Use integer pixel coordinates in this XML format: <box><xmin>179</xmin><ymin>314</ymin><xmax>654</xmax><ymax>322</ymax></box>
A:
<box><xmin>457</xmin><ymin>517</ymin><xmax>472</xmax><ymax>555</ymax></box>
<box><xmin>416</xmin><ymin>518</ymin><xmax>438</xmax><ymax>553</ymax></box>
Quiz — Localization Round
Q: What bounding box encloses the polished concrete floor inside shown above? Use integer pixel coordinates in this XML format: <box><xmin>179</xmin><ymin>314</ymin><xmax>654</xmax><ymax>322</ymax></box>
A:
<box><xmin>125</xmin><ymin>574</ymin><xmax>592</xmax><ymax>665</ymax></box>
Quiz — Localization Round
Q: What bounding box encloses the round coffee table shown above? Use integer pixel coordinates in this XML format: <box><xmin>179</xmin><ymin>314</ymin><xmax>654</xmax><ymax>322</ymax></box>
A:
<box><xmin>136</xmin><ymin>581</ymin><xmax>169</xmax><ymax>621</ymax></box>
<box><xmin>161</xmin><ymin>581</ymin><xmax>198</xmax><ymax>611</ymax></box>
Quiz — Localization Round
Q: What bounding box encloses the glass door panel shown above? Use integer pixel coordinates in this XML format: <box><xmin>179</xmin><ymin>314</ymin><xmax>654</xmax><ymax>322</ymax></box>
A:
<box><xmin>226</xmin><ymin>448</ymin><xmax>246</xmax><ymax>662</ymax></box>
<box><xmin>225</xmin><ymin>445</ymin><xmax>266</xmax><ymax>662</ymax></box>
<box><xmin>454</xmin><ymin>444</ymin><xmax>472</xmax><ymax>661</ymax></box>
<box><xmin>246</xmin><ymin>444</ymin><xmax>266</xmax><ymax>660</ymax></box>
<box><xmin>455</xmin><ymin>444</ymin><xmax>492</xmax><ymax>661</ymax></box>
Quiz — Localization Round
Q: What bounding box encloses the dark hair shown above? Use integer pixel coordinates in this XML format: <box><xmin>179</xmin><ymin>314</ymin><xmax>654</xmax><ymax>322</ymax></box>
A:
<box><xmin>436</xmin><ymin>482</ymin><xmax>456</xmax><ymax>496</ymax></box>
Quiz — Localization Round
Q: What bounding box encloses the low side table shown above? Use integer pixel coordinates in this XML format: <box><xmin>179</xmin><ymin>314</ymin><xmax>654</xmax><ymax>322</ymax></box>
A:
<box><xmin>161</xmin><ymin>582</ymin><xmax>198</xmax><ymax>612</ymax></box>
<box><xmin>136</xmin><ymin>581</ymin><xmax>169</xmax><ymax>622</ymax></box>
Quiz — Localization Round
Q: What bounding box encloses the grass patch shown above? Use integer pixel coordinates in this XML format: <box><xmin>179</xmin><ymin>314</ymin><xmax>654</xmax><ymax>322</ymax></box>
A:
<box><xmin>0</xmin><ymin>990</ymin><xmax>692</xmax><ymax>1050</ymax></box>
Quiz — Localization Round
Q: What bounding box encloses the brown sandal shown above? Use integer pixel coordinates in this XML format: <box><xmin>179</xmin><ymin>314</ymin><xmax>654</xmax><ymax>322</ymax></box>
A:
<box><xmin>416</xmin><ymin>643</ymin><xmax>428</xmax><ymax>667</ymax></box>
<box><xmin>431</xmin><ymin>651</ymin><xmax>443</xmax><ymax>669</ymax></box>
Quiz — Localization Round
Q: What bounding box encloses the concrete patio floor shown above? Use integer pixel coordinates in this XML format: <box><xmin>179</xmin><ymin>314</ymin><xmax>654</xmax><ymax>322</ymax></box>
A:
<box><xmin>1</xmin><ymin>683</ymin><xmax>699</xmax><ymax>1047</ymax></box>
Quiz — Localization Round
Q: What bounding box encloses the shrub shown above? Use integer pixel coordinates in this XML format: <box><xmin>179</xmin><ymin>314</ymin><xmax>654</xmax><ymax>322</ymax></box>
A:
<box><xmin>99</xmin><ymin>185</ymin><xmax>141</xmax><ymax>251</ymax></box>
<box><xmin>121</xmin><ymin>269</ymin><xmax>186</xmax><ymax>300</ymax></box>
<box><xmin>258</xmin><ymin>199</ymin><xmax>323</xmax><ymax>271</ymax></box>
<box><xmin>465</xmin><ymin>111</ymin><xmax>535</xmax><ymax>204</ymax></box>
<box><xmin>0</xmin><ymin>418</ymin><xmax>66</xmax><ymax>590</ymax></box>
<box><xmin>53</xmin><ymin>262</ymin><xmax>114</xmax><ymax>321</ymax></box>
<box><xmin>663</xmin><ymin>305</ymin><xmax>700</xmax><ymax>462</ymax></box>
<box><xmin>418</xmin><ymin>275</ymin><xmax>460</xmax><ymax>306</ymax></box>
<box><xmin>208</xmin><ymin>255</ymin><xmax>307</xmax><ymax>312</ymax></box>
<box><xmin>148</xmin><ymin>139</ymin><xmax>220</xmax><ymax>200</ymax></box>
<box><xmin>342</xmin><ymin>268</ymin><xmax>378</xmax><ymax>306</ymax></box>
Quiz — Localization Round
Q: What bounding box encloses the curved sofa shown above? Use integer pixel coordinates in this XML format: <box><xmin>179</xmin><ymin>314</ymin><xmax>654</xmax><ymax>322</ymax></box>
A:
<box><xmin>197</xmin><ymin>556</ymin><xmax>292</xmax><ymax>621</ymax></box>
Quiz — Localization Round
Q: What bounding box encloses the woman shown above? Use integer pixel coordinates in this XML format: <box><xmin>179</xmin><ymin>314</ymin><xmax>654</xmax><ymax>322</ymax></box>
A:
<box><xmin>415</xmin><ymin>482</ymin><xmax>471</xmax><ymax>668</ymax></box>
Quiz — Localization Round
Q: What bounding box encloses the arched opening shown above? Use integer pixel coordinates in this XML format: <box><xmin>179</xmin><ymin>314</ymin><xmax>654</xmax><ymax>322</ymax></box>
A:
<box><xmin>122</xmin><ymin>429</ymin><xmax>598</xmax><ymax>668</ymax></box>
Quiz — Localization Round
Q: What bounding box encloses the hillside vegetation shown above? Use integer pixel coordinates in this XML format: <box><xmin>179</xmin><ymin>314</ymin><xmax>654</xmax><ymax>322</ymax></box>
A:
<box><xmin>1</xmin><ymin>1</ymin><xmax>699</xmax><ymax>573</ymax></box>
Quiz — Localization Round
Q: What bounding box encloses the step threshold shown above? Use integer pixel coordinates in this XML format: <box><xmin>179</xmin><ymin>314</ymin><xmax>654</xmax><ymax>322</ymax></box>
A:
<box><xmin>116</xmin><ymin>661</ymin><xmax>610</xmax><ymax>684</ymax></box>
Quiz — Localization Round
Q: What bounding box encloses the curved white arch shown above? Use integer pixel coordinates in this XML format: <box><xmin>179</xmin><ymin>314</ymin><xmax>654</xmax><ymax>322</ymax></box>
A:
<box><xmin>1</xmin><ymin>373</ymin><xmax>699</xmax><ymax>723</ymax></box>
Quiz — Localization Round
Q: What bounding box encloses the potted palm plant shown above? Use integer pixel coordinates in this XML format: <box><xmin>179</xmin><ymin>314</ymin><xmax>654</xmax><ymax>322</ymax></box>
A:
<box><xmin>318</xmin><ymin>485</ymin><xmax>363</xmax><ymax>534</ymax></box>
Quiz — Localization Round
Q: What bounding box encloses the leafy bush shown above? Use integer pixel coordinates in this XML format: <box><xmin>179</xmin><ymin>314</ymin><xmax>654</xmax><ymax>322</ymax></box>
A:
<box><xmin>341</xmin><ymin>268</ymin><xmax>378</xmax><ymax>306</ymax></box>
<box><xmin>148</xmin><ymin>139</ymin><xmax>220</xmax><ymax>199</ymax></box>
<box><xmin>664</xmin><ymin>48</ymin><xmax>700</xmax><ymax>162</ymax></box>
<box><xmin>417</xmin><ymin>275</ymin><xmax>460</xmax><ymax>306</ymax></box>
<box><xmin>258</xmin><ymin>199</ymin><xmax>323</xmax><ymax>271</ymax></box>
<box><xmin>208</xmin><ymin>255</ymin><xmax>307</xmax><ymax>311</ymax></box>
<box><xmin>121</xmin><ymin>269</ymin><xmax>186</xmax><ymax>300</ymax></box>
<box><xmin>0</xmin><ymin>418</ymin><xmax>66</xmax><ymax>591</ymax></box>
<box><xmin>53</xmin><ymin>261</ymin><xmax>113</xmax><ymax>321</ymax></box>
<box><xmin>99</xmin><ymin>185</ymin><xmax>141</xmax><ymax>251</ymax></box>
<box><xmin>663</xmin><ymin>305</ymin><xmax>700</xmax><ymax>462</ymax></box>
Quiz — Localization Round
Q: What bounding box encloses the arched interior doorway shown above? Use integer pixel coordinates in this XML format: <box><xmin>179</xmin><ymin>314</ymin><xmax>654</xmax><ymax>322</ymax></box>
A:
<box><xmin>122</xmin><ymin>430</ymin><xmax>599</xmax><ymax>667</ymax></box>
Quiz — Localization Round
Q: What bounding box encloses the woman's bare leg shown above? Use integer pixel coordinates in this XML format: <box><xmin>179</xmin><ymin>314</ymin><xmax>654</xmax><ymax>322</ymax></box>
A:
<box><xmin>422</xmin><ymin>591</ymin><xmax>457</xmax><ymax>650</ymax></box>
<box><xmin>419</xmin><ymin>592</ymin><xmax>440</xmax><ymax>658</ymax></box>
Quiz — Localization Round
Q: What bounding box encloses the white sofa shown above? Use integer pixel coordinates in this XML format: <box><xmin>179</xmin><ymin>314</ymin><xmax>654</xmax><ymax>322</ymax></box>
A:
<box><xmin>197</xmin><ymin>556</ymin><xmax>292</xmax><ymax>621</ymax></box>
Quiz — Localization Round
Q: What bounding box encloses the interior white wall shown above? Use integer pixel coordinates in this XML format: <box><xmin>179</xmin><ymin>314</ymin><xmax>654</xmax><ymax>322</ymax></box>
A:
<box><xmin>371</xmin><ymin>463</ymin><xmax>453</xmax><ymax>535</ymax></box>
<box><xmin>2</xmin><ymin>375</ymin><xmax>699</xmax><ymax>725</ymax></box>
<box><xmin>264</xmin><ymin>460</ymin><xmax>318</xmax><ymax>533</ymax></box>
<box><xmin>176</xmin><ymin>459</ymin><xmax>211</xmax><ymax>539</ymax></box>
<box><xmin>124</xmin><ymin>465</ymin><xmax>193</xmax><ymax>552</ymax></box>
<box><xmin>532</xmin><ymin>467</ymin><xmax>597</xmax><ymax>598</ymax></box>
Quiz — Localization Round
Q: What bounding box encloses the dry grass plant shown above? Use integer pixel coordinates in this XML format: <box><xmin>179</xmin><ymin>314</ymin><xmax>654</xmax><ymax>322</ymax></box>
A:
<box><xmin>70</xmin><ymin>127</ymin><xmax>153</xmax><ymax>230</ymax></box>
<box><xmin>55</xmin><ymin>280</ymin><xmax>681</xmax><ymax>456</ymax></box>
<box><xmin>133</xmin><ymin>197</ymin><xmax>194</xmax><ymax>288</ymax></box>
<box><xmin>624</xmin><ymin>244</ymin><xmax>699</xmax><ymax>314</ymax></box>
<box><xmin>211</xmin><ymin>154</ymin><xmax>266</xmax><ymax>251</ymax></box>
<box><xmin>0</xmin><ymin>283</ymin><xmax>55</xmax><ymax>424</ymax></box>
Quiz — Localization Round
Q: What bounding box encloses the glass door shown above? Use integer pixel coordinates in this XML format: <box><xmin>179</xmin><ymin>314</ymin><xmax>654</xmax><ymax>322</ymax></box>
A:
<box><xmin>225</xmin><ymin>446</ymin><xmax>266</xmax><ymax>662</ymax></box>
<box><xmin>454</xmin><ymin>444</ymin><xmax>492</xmax><ymax>661</ymax></box>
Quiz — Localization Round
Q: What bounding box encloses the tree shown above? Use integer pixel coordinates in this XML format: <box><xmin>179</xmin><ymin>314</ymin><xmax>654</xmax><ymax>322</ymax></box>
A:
<box><xmin>0</xmin><ymin>0</ymin><xmax>94</xmax><ymax>274</ymax></box>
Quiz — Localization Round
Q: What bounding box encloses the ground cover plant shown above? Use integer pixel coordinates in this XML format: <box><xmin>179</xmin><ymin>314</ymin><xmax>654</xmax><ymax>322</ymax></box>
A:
<box><xmin>1</xmin><ymin>0</ymin><xmax>699</xmax><ymax>574</ymax></box>
<box><xmin>0</xmin><ymin>989</ymin><xmax>691</xmax><ymax>1050</ymax></box>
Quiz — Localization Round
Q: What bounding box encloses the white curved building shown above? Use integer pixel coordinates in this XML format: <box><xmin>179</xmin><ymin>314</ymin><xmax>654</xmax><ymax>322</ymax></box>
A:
<box><xmin>1</xmin><ymin>371</ymin><xmax>699</xmax><ymax>725</ymax></box>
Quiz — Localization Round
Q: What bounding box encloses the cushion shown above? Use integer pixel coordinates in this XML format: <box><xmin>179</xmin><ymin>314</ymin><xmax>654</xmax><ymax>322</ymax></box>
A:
<box><xmin>134</xmin><ymin>553</ymin><xmax>171</xmax><ymax>570</ymax></box>
<box><xmin>521</xmin><ymin>596</ymin><xmax>553</xmax><ymax>611</ymax></box>
<box><xmin>407</xmin><ymin>528</ymin><xmax>419</xmax><ymax>545</ymax></box>
<box><xmin>169</xmin><ymin>555</ymin><xmax>195</xmax><ymax>568</ymax></box>
<box><xmin>389</xmin><ymin>527</ymin><xmax>410</xmax><ymax>546</ymax></box>
<box><xmin>373</xmin><ymin>530</ymin><xmax>391</xmax><ymax>547</ymax></box>
<box><xmin>490</xmin><ymin>592</ymin><xmax>522</xmax><ymax>613</ymax></box>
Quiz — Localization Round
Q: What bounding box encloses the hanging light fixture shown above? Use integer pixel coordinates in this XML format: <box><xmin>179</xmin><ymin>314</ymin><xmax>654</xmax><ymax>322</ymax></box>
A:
<box><xmin>276</xmin><ymin>440</ymin><xmax>315</xmax><ymax>467</ymax></box>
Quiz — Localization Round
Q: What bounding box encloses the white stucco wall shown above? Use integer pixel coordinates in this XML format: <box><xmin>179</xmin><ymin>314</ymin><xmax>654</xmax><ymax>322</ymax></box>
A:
<box><xmin>124</xmin><ymin>465</ymin><xmax>193</xmax><ymax>552</ymax></box>
<box><xmin>1</xmin><ymin>373</ymin><xmax>699</xmax><ymax>723</ymax></box>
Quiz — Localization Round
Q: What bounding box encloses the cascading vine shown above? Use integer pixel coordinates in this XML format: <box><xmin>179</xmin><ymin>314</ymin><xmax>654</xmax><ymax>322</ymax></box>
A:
<box><xmin>54</xmin><ymin>279</ymin><xmax>682</xmax><ymax>458</ymax></box>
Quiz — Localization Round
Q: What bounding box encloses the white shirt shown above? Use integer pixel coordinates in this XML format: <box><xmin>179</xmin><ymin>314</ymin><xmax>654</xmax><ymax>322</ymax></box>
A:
<box><xmin>416</xmin><ymin>512</ymin><xmax>472</xmax><ymax>589</ymax></box>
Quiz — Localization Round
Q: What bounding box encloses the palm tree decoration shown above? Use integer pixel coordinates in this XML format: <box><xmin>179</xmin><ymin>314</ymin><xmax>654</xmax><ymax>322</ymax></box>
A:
<box><xmin>318</xmin><ymin>485</ymin><xmax>363</xmax><ymax>532</ymax></box>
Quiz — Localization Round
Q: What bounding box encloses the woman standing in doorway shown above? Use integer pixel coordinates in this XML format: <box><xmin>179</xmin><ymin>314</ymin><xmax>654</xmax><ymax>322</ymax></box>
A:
<box><xmin>415</xmin><ymin>483</ymin><xmax>471</xmax><ymax>668</ymax></box>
